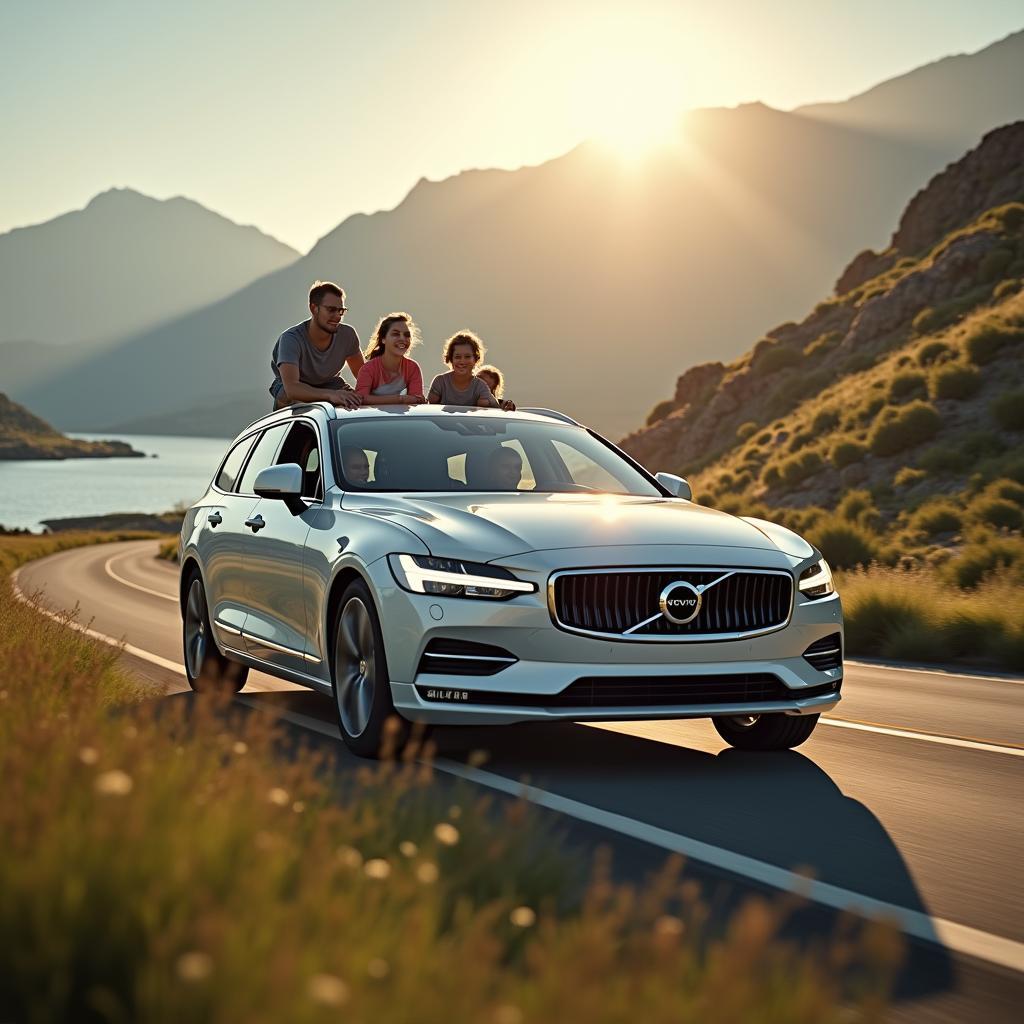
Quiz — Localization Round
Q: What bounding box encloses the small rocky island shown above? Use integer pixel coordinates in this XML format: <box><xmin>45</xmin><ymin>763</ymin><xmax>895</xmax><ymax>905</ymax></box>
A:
<box><xmin>0</xmin><ymin>393</ymin><xmax>144</xmax><ymax>460</ymax></box>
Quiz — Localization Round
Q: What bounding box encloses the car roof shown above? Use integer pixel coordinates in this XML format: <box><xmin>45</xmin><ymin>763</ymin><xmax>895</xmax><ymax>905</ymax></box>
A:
<box><xmin>232</xmin><ymin>403</ymin><xmax>582</xmax><ymax>445</ymax></box>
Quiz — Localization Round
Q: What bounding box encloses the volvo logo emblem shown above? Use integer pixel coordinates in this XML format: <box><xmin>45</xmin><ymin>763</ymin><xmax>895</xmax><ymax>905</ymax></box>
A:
<box><xmin>659</xmin><ymin>581</ymin><xmax>703</xmax><ymax>624</ymax></box>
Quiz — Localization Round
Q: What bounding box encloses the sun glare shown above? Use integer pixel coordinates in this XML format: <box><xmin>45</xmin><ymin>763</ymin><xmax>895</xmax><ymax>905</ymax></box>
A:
<box><xmin>589</xmin><ymin>67</ymin><xmax>688</xmax><ymax>159</ymax></box>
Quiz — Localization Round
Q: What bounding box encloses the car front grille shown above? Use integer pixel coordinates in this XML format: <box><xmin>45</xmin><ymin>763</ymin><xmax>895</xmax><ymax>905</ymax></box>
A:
<box><xmin>415</xmin><ymin>674</ymin><xmax>841</xmax><ymax>708</ymax></box>
<box><xmin>550</xmin><ymin>568</ymin><xmax>793</xmax><ymax>640</ymax></box>
<box><xmin>803</xmin><ymin>633</ymin><xmax>843</xmax><ymax>672</ymax></box>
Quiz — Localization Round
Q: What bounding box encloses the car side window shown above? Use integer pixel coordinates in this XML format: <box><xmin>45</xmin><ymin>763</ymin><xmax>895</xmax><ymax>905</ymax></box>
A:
<box><xmin>550</xmin><ymin>439</ymin><xmax>623</xmax><ymax>492</ymax></box>
<box><xmin>236</xmin><ymin>424</ymin><xmax>289</xmax><ymax>495</ymax></box>
<box><xmin>215</xmin><ymin>435</ymin><xmax>256</xmax><ymax>492</ymax></box>
<box><xmin>277</xmin><ymin>422</ymin><xmax>323</xmax><ymax>502</ymax></box>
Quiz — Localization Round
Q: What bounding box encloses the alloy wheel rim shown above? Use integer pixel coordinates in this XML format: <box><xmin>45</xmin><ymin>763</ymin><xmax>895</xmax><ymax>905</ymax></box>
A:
<box><xmin>335</xmin><ymin>598</ymin><xmax>375</xmax><ymax>738</ymax></box>
<box><xmin>184</xmin><ymin>579</ymin><xmax>207</xmax><ymax>681</ymax></box>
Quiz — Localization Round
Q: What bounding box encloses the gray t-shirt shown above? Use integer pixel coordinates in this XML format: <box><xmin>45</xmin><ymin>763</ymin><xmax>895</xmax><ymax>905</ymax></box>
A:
<box><xmin>269</xmin><ymin>320</ymin><xmax>361</xmax><ymax>399</ymax></box>
<box><xmin>427</xmin><ymin>371</ymin><xmax>498</xmax><ymax>407</ymax></box>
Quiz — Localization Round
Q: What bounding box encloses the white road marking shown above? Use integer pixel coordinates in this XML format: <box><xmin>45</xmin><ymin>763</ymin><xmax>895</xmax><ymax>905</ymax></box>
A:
<box><xmin>819</xmin><ymin>717</ymin><xmax>1024</xmax><ymax>756</ymax></box>
<box><xmin>232</xmin><ymin>696</ymin><xmax>1024</xmax><ymax>976</ymax></box>
<box><xmin>847</xmin><ymin>659</ymin><xmax>1024</xmax><ymax>686</ymax></box>
<box><xmin>104</xmin><ymin>551</ymin><xmax>178</xmax><ymax>602</ymax></box>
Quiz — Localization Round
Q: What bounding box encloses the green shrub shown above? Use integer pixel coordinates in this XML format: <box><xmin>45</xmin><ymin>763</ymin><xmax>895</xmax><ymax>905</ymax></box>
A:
<box><xmin>844</xmin><ymin>352</ymin><xmax>876</xmax><ymax>375</ymax></box>
<box><xmin>991</xmin><ymin>389</ymin><xmax>1024</xmax><ymax>430</ymax></box>
<box><xmin>993</xmin><ymin>278</ymin><xmax>1022</xmax><ymax>301</ymax></box>
<box><xmin>919</xmin><ymin>445</ymin><xmax>969</xmax><ymax>475</ymax></box>
<box><xmin>967</xmin><ymin>496</ymin><xmax>1024</xmax><ymax>531</ymax></box>
<box><xmin>976</xmin><ymin>247</ymin><xmax>1015</xmax><ymax>283</ymax></box>
<box><xmin>811</xmin><ymin>407</ymin><xmax>840</xmax><ymax>433</ymax></box>
<box><xmin>756</xmin><ymin>431</ymin><xmax>772</xmax><ymax>445</ymax></box>
<box><xmin>960</xmin><ymin>431</ymin><xmax>1007</xmax><ymax>460</ymax></box>
<box><xmin>929</xmin><ymin>363</ymin><xmax>981</xmax><ymax>400</ymax></box>
<box><xmin>803</xmin><ymin>330</ymin><xmax>842</xmax><ymax>357</ymax></box>
<box><xmin>909</xmin><ymin>499</ymin><xmax>962</xmax><ymax>536</ymax></box>
<box><xmin>762</xmin><ymin>464</ymin><xmax>780</xmax><ymax>487</ymax></box>
<box><xmin>751</xmin><ymin>339</ymin><xmax>802</xmax><ymax>375</ymax></box>
<box><xmin>944</xmin><ymin>536</ymin><xmax>1024</xmax><ymax>587</ymax></box>
<box><xmin>837</xmin><ymin>489</ymin><xmax>873</xmax><ymax>523</ymax></box>
<box><xmin>857</xmin><ymin>396</ymin><xmax>886</xmax><ymax>424</ymax></box>
<box><xmin>916</xmin><ymin>340</ymin><xmax>952</xmax><ymax>366</ymax></box>
<box><xmin>777</xmin><ymin>450</ymin><xmax>823</xmax><ymax>488</ymax></box>
<box><xmin>893</xmin><ymin>466</ymin><xmax>926</xmax><ymax>488</ymax></box>
<box><xmin>888</xmin><ymin>371</ymin><xmax>927</xmax><ymax>403</ymax></box>
<box><xmin>831</xmin><ymin>440</ymin><xmax>867</xmax><ymax>468</ymax></box>
<box><xmin>868</xmin><ymin>401</ymin><xmax>940</xmax><ymax>457</ymax></box>
<box><xmin>981</xmin><ymin>479</ymin><xmax>1024</xmax><ymax>505</ymax></box>
<box><xmin>735</xmin><ymin>420</ymin><xmax>758</xmax><ymax>442</ymax></box>
<box><xmin>645</xmin><ymin>398</ymin><xmax>677</xmax><ymax>426</ymax></box>
<box><xmin>807</xmin><ymin>517</ymin><xmax>878</xmax><ymax>569</ymax></box>
<box><xmin>787</xmin><ymin>430</ymin><xmax>814</xmax><ymax>453</ymax></box>
<box><xmin>964</xmin><ymin>318</ymin><xmax>1024</xmax><ymax>365</ymax></box>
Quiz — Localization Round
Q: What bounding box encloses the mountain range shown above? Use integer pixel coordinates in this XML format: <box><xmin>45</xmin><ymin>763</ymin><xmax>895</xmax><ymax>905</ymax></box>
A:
<box><xmin>5</xmin><ymin>29</ymin><xmax>1023</xmax><ymax>440</ymax></box>
<box><xmin>0</xmin><ymin>189</ymin><xmax>298</xmax><ymax>394</ymax></box>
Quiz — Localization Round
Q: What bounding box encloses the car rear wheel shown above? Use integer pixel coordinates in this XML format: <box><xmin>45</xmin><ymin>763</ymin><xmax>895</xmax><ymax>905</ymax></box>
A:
<box><xmin>182</xmin><ymin>572</ymin><xmax>249</xmax><ymax>693</ymax></box>
<box><xmin>331</xmin><ymin>579</ymin><xmax>408</xmax><ymax>758</ymax></box>
<box><xmin>712</xmin><ymin>712</ymin><xmax>819</xmax><ymax>750</ymax></box>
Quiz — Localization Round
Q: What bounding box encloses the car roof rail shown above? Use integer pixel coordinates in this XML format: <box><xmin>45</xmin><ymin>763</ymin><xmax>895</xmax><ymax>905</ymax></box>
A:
<box><xmin>521</xmin><ymin>407</ymin><xmax>580</xmax><ymax>426</ymax></box>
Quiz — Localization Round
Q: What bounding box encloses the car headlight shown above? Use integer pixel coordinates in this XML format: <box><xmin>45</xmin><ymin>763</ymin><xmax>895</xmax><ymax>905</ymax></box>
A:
<box><xmin>798</xmin><ymin>558</ymin><xmax>835</xmax><ymax>599</ymax></box>
<box><xmin>388</xmin><ymin>554</ymin><xmax>536</xmax><ymax>600</ymax></box>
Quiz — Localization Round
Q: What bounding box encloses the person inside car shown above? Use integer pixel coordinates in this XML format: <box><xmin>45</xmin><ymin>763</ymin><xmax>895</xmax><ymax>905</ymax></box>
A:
<box><xmin>428</xmin><ymin>331</ymin><xmax>500</xmax><ymax>408</ymax></box>
<box><xmin>489</xmin><ymin>446</ymin><xmax>523</xmax><ymax>490</ymax></box>
<box><xmin>355</xmin><ymin>313</ymin><xmax>426</xmax><ymax>406</ymax></box>
<box><xmin>340</xmin><ymin>446</ymin><xmax>370</xmax><ymax>486</ymax></box>
<box><xmin>476</xmin><ymin>363</ymin><xmax>516</xmax><ymax>412</ymax></box>
<box><xmin>270</xmin><ymin>281</ymin><xmax>364</xmax><ymax>410</ymax></box>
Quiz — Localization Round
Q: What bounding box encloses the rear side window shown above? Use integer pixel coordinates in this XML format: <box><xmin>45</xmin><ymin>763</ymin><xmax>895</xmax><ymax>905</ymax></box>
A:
<box><xmin>236</xmin><ymin>425</ymin><xmax>289</xmax><ymax>494</ymax></box>
<box><xmin>215</xmin><ymin>435</ymin><xmax>256</xmax><ymax>492</ymax></box>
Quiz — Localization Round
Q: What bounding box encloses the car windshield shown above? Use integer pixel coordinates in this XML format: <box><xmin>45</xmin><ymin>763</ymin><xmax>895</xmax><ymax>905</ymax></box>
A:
<box><xmin>329</xmin><ymin>416</ymin><xmax>662</xmax><ymax>495</ymax></box>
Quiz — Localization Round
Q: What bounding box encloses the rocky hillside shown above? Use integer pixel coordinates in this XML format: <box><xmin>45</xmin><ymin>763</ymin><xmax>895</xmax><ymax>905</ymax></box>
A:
<box><xmin>621</xmin><ymin>122</ymin><xmax>1024</xmax><ymax>573</ymax></box>
<box><xmin>0</xmin><ymin>394</ymin><xmax>142</xmax><ymax>460</ymax></box>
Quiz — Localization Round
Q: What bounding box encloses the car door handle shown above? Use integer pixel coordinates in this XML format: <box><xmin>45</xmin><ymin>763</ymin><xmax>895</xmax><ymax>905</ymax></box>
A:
<box><xmin>244</xmin><ymin>514</ymin><xmax>266</xmax><ymax>533</ymax></box>
<box><xmin>207</xmin><ymin>511</ymin><xmax>223</xmax><ymax>527</ymax></box>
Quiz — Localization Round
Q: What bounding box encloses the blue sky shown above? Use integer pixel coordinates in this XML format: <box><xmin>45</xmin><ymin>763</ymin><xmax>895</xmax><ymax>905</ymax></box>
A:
<box><xmin>1</xmin><ymin>0</ymin><xmax>1021</xmax><ymax>251</ymax></box>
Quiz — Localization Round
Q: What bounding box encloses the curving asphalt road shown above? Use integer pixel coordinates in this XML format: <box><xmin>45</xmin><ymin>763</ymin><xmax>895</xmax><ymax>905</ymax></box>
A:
<box><xmin>15</xmin><ymin>540</ymin><xmax>1024</xmax><ymax>1021</ymax></box>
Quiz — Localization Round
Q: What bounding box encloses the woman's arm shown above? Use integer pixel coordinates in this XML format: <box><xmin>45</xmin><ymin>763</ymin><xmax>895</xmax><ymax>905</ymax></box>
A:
<box><xmin>354</xmin><ymin>360</ymin><xmax>376</xmax><ymax>397</ymax></box>
<box><xmin>406</xmin><ymin>359</ymin><xmax>425</xmax><ymax>402</ymax></box>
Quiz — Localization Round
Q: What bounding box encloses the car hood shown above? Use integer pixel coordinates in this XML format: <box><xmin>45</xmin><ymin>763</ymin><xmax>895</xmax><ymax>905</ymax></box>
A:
<box><xmin>341</xmin><ymin>491</ymin><xmax>784</xmax><ymax>562</ymax></box>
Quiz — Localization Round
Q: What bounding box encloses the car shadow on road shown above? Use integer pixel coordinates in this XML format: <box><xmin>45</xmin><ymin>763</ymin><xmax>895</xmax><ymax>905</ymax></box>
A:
<box><xmin>218</xmin><ymin>690</ymin><xmax>958</xmax><ymax>1009</ymax></box>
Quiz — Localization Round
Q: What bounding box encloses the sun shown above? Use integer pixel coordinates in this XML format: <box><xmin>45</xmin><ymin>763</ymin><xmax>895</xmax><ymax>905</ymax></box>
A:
<box><xmin>588</xmin><ymin>67</ymin><xmax>687</xmax><ymax>159</ymax></box>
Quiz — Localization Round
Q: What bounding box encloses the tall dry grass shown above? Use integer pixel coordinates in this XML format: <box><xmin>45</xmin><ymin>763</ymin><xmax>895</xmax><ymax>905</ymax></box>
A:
<box><xmin>0</xmin><ymin>534</ymin><xmax>900</xmax><ymax>1022</ymax></box>
<box><xmin>839</xmin><ymin>565</ymin><xmax>1024</xmax><ymax>670</ymax></box>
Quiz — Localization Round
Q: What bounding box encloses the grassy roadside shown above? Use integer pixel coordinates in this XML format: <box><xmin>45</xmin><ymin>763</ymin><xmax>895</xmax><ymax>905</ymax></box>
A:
<box><xmin>838</xmin><ymin>566</ymin><xmax>1024</xmax><ymax>671</ymax></box>
<box><xmin>0</xmin><ymin>533</ymin><xmax>898</xmax><ymax>1022</ymax></box>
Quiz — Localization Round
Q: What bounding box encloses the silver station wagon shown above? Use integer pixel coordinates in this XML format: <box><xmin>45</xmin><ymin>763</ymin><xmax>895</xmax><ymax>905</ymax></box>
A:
<box><xmin>178</xmin><ymin>404</ymin><xmax>843</xmax><ymax>757</ymax></box>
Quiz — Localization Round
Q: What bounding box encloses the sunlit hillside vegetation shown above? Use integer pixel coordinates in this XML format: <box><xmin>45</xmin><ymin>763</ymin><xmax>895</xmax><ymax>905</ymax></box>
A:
<box><xmin>0</xmin><ymin>534</ymin><xmax>898</xmax><ymax>1022</ymax></box>
<box><xmin>623</xmin><ymin>123</ymin><xmax>1024</xmax><ymax>670</ymax></box>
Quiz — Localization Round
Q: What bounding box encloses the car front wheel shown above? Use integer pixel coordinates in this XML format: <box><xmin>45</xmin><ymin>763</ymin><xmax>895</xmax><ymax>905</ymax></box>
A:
<box><xmin>712</xmin><ymin>712</ymin><xmax>819</xmax><ymax>750</ymax></box>
<box><xmin>182</xmin><ymin>572</ymin><xmax>249</xmax><ymax>693</ymax></box>
<box><xmin>331</xmin><ymin>579</ymin><xmax>408</xmax><ymax>758</ymax></box>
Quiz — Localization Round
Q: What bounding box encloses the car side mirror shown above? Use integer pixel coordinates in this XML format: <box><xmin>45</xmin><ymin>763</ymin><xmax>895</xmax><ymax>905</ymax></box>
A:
<box><xmin>254</xmin><ymin>463</ymin><xmax>306</xmax><ymax>515</ymax></box>
<box><xmin>655</xmin><ymin>472</ymin><xmax>692</xmax><ymax>501</ymax></box>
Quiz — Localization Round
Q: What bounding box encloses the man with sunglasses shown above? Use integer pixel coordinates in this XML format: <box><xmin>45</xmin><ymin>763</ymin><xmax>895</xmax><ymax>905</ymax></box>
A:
<box><xmin>269</xmin><ymin>281</ymin><xmax>364</xmax><ymax>410</ymax></box>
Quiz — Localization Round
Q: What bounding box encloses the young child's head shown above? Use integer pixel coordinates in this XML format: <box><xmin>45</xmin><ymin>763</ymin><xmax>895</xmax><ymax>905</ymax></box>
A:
<box><xmin>476</xmin><ymin>364</ymin><xmax>504</xmax><ymax>399</ymax></box>
<box><xmin>442</xmin><ymin>330</ymin><xmax>485</xmax><ymax>370</ymax></box>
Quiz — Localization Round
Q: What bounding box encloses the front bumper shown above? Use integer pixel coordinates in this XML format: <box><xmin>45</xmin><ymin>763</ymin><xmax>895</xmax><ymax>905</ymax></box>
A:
<box><xmin>363</xmin><ymin>555</ymin><xmax>843</xmax><ymax>726</ymax></box>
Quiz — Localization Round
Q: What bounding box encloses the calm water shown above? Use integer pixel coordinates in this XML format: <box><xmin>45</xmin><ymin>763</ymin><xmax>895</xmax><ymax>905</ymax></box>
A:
<box><xmin>0</xmin><ymin>433</ymin><xmax>230</xmax><ymax>531</ymax></box>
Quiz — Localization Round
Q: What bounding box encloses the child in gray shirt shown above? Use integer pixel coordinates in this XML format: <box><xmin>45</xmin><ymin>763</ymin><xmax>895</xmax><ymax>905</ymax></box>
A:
<box><xmin>427</xmin><ymin>331</ymin><xmax>500</xmax><ymax>408</ymax></box>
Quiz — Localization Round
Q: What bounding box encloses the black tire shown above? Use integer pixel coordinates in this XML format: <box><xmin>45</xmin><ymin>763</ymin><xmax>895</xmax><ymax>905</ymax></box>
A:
<box><xmin>182</xmin><ymin>571</ymin><xmax>249</xmax><ymax>694</ymax></box>
<box><xmin>330</xmin><ymin>579</ymin><xmax>408</xmax><ymax>758</ymax></box>
<box><xmin>712</xmin><ymin>712</ymin><xmax>819</xmax><ymax>751</ymax></box>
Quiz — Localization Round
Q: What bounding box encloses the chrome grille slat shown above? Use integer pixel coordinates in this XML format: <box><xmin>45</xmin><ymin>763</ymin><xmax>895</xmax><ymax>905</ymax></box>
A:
<box><xmin>551</xmin><ymin>568</ymin><xmax>793</xmax><ymax>641</ymax></box>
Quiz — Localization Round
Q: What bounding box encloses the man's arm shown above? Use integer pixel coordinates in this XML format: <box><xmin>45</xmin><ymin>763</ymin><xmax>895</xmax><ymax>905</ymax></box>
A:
<box><xmin>345</xmin><ymin>352</ymin><xmax>365</xmax><ymax>380</ymax></box>
<box><xmin>280</xmin><ymin>363</ymin><xmax>361</xmax><ymax>409</ymax></box>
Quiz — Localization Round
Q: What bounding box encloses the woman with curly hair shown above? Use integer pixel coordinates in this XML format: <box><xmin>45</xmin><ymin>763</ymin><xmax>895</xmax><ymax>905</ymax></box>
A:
<box><xmin>355</xmin><ymin>312</ymin><xmax>426</xmax><ymax>406</ymax></box>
